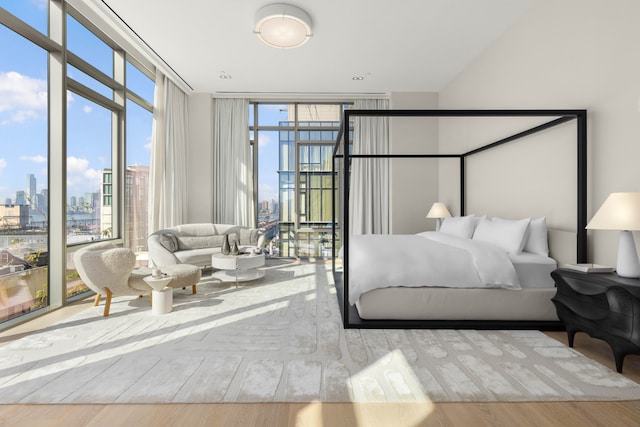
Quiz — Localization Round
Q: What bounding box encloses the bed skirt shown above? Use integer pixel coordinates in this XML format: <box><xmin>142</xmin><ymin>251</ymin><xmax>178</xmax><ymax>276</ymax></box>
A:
<box><xmin>355</xmin><ymin>287</ymin><xmax>559</xmax><ymax>321</ymax></box>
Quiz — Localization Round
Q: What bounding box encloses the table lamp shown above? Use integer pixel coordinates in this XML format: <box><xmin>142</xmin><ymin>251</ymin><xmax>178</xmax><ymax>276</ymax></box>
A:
<box><xmin>426</xmin><ymin>202</ymin><xmax>452</xmax><ymax>231</ymax></box>
<box><xmin>586</xmin><ymin>192</ymin><xmax>640</xmax><ymax>278</ymax></box>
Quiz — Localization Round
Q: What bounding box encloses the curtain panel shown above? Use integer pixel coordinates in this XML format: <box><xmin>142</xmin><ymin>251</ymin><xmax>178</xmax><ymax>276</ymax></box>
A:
<box><xmin>349</xmin><ymin>99</ymin><xmax>390</xmax><ymax>235</ymax></box>
<box><xmin>148</xmin><ymin>72</ymin><xmax>189</xmax><ymax>232</ymax></box>
<box><xmin>213</xmin><ymin>98</ymin><xmax>255</xmax><ymax>227</ymax></box>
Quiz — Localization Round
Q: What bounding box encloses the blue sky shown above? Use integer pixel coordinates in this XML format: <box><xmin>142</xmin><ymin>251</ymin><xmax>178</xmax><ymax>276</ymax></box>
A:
<box><xmin>256</xmin><ymin>104</ymin><xmax>290</xmax><ymax>204</ymax></box>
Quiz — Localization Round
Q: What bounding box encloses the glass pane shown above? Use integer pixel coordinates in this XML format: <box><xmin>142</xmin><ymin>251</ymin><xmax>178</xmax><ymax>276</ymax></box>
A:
<box><xmin>125</xmin><ymin>99</ymin><xmax>152</xmax><ymax>258</ymax></box>
<box><xmin>258</xmin><ymin>104</ymin><xmax>291</xmax><ymax>127</ymax></box>
<box><xmin>0</xmin><ymin>25</ymin><xmax>49</xmax><ymax>322</ymax></box>
<box><xmin>66</xmin><ymin>91</ymin><xmax>112</xmax><ymax>245</ymax></box>
<box><xmin>66</xmin><ymin>14</ymin><xmax>113</xmax><ymax>77</ymax></box>
<box><xmin>257</xmin><ymin>130</ymin><xmax>281</xmax><ymax>257</ymax></box>
<box><xmin>0</xmin><ymin>1</ymin><xmax>48</xmax><ymax>35</ymax></box>
<box><xmin>254</xmin><ymin>103</ymin><xmax>344</xmax><ymax>258</ymax></box>
<box><xmin>248</xmin><ymin>103</ymin><xmax>255</xmax><ymax>126</ymax></box>
<box><xmin>66</xmin><ymin>250</ymin><xmax>88</xmax><ymax>299</ymax></box>
<box><xmin>126</xmin><ymin>61</ymin><xmax>154</xmax><ymax>104</ymax></box>
<box><xmin>297</xmin><ymin>140</ymin><xmax>337</xmax><ymax>256</ymax></box>
<box><xmin>298</xmin><ymin>104</ymin><xmax>342</xmax><ymax>122</ymax></box>
<box><xmin>67</xmin><ymin>64</ymin><xmax>112</xmax><ymax>99</ymax></box>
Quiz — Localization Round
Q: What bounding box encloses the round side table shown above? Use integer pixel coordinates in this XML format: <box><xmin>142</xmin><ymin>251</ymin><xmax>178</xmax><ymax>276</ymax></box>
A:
<box><xmin>143</xmin><ymin>275</ymin><xmax>173</xmax><ymax>315</ymax></box>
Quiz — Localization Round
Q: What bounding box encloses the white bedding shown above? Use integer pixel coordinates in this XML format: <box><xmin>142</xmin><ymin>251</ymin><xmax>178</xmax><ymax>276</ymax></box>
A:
<box><xmin>509</xmin><ymin>251</ymin><xmax>557</xmax><ymax>288</ymax></box>
<box><xmin>347</xmin><ymin>231</ymin><xmax>521</xmax><ymax>305</ymax></box>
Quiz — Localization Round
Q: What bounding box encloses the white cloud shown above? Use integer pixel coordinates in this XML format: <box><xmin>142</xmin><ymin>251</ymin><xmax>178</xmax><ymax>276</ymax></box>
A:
<box><xmin>32</xmin><ymin>0</ymin><xmax>48</xmax><ymax>10</ymax></box>
<box><xmin>144</xmin><ymin>135</ymin><xmax>152</xmax><ymax>151</ymax></box>
<box><xmin>83</xmin><ymin>168</ymin><xmax>102</xmax><ymax>182</ymax></box>
<box><xmin>0</xmin><ymin>72</ymin><xmax>47</xmax><ymax>125</ymax></box>
<box><xmin>0</xmin><ymin>158</ymin><xmax>6</xmax><ymax>174</ymax></box>
<box><xmin>66</xmin><ymin>156</ymin><xmax>101</xmax><ymax>193</ymax></box>
<box><xmin>82</xmin><ymin>105</ymin><xmax>92</xmax><ymax>114</ymax></box>
<box><xmin>257</xmin><ymin>133</ymin><xmax>273</xmax><ymax>147</ymax></box>
<box><xmin>66</xmin><ymin>156</ymin><xmax>89</xmax><ymax>174</ymax></box>
<box><xmin>19</xmin><ymin>155</ymin><xmax>47</xmax><ymax>164</ymax></box>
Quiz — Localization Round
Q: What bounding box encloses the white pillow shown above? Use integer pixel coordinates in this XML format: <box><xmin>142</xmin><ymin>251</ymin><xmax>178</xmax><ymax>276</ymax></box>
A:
<box><xmin>523</xmin><ymin>216</ymin><xmax>549</xmax><ymax>256</ymax></box>
<box><xmin>471</xmin><ymin>214</ymin><xmax>487</xmax><ymax>229</ymax></box>
<box><xmin>472</xmin><ymin>217</ymin><xmax>531</xmax><ymax>253</ymax></box>
<box><xmin>439</xmin><ymin>215</ymin><xmax>476</xmax><ymax>239</ymax></box>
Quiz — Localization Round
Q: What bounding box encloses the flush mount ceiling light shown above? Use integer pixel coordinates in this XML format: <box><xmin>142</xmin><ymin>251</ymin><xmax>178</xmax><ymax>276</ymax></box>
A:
<box><xmin>254</xmin><ymin>3</ymin><xmax>312</xmax><ymax>49</ymax></box>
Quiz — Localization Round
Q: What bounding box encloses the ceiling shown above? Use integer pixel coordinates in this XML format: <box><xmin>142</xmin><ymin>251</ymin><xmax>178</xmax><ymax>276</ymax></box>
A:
<box><xmin>95</xmin><ymin>0</ymin><xmax>536</xmax><ymax>95</ymax></box>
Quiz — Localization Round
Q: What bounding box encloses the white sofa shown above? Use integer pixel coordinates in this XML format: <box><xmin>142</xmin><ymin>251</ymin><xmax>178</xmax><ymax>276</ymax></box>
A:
<box><xmin>148</xmin><ymin>223</ymin><xmax>264</xmax><ymax>268</ymax></box>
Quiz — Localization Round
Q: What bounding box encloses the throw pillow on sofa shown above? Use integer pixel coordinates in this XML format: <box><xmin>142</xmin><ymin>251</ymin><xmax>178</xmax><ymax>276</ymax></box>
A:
<box><xmin>159</xmin><ymin>233</ymin><xmax>179</xmax><ymax>252</ymax></box>
<box><xmin>240</xmin><ymin>228</ymin><xmax>259</xmax><ymax>246</ymax></box>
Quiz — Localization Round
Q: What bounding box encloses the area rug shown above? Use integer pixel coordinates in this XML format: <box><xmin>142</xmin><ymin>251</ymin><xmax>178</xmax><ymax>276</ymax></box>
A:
<box><xmin>0</xmin><ymin>260</ymin><xmax>639</xmax><ymax>404</ymax></box>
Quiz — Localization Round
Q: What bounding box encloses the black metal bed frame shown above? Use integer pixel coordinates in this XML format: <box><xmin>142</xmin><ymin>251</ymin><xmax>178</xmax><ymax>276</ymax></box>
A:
<box><xmin>331</xmin><ymin>109</ymin><xmax>588</xmax><ymax>330</ymax></box>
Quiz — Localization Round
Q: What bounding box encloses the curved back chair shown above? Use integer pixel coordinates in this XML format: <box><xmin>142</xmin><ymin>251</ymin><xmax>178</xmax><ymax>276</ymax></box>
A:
<box><xmin>73</xmin><ymin>242</ymin><xmax>149</xmax><ymax>317</ymax></box>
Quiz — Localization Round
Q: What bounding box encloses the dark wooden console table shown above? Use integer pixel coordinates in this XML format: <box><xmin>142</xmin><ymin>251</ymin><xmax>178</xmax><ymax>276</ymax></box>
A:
<box><xmin>551</xmin><ymin>268</ymin><xmax>640</xmax><ymax>372</ymax></box>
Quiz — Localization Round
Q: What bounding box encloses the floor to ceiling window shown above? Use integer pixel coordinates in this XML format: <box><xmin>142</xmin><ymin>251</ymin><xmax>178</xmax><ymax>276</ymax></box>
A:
<box><xmin>0</xmin><ymin>2</ymin><xmax>156</xmax><ymax>326</ymax></box>
<box><xmin>0</xmin><ymin>21</ymin><xmax>49</xmax><ymax>322</ymax></box>
<box><xmin>250</xmin><ymin>103</ymin><xmax>347</xmax><ymax>258</ymax></box>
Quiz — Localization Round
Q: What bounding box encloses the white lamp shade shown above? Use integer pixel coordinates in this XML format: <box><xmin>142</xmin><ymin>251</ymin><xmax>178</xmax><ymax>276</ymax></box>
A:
<box><xmin>426</xmin><ymin>202</ymin><xmax>452</xmax><ymax>219</ymax></box>
<box><xmin>255</xmin><ymin>4</ymin><xmax>312</xmax><ymax>49</ymax></box>
<box><xmin>586</xmin><ymin>192</ymin><xmax>640</xmax><ymax>231</ymax></box>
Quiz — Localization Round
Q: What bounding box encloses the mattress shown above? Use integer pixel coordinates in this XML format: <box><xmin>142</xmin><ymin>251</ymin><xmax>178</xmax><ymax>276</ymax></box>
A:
<box><xmin>355</xmin><ymin>252</ymin><xmax>558</xmax><ymax>321</ymax></box>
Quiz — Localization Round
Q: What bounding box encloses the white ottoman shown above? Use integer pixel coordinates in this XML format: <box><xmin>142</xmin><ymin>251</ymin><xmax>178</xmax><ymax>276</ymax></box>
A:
<box><xmin>161</xmin><ymin>264</ymin><xmax>201</xmax><ymax>294</ymax></box>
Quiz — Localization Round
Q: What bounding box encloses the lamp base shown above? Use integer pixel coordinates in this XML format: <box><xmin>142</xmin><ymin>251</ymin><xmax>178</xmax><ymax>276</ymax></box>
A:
<box><xmin>616</xmin><ymin>230</ymin><xmax>640</xmax><ymax>278</ymax></box>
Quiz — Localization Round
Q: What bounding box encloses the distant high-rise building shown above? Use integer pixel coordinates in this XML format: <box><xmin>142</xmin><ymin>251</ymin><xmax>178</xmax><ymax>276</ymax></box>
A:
<box><xmin>69</xmin><ymin>196</ymin><xmax>77</xmax><ymax>207</ymax></box>
<box><xmin>15</xmin><ymin>191</ymin><xmax>26</xmax><ymax>206</ymax></box>
<box><xmin>26</xmin><ymin>174</ymin><xmax>36</xmax><ymax>208</ymax></box>
<box><xmin>100</xmin><ymin>169</ymin><xmax>113</xmax><ymax>238</ymax></box>
<box><xmin>125</xmin><ymin>164</ymin><xmax>149</xmax><ymax>252</ymax></box>
<box><xmin>36</xmin><ymin>193</ymin><xmax>47</xmax><ymax>213</ymax></box>
<box><xmin>3</xmin><ymin>198</ymin><xmax>11</xmax><ymax>206</ymax></box>
<box><xmin>84</xmin><ymin>192</ymin><xmax>96</xmax><ymax>208</ymax></box>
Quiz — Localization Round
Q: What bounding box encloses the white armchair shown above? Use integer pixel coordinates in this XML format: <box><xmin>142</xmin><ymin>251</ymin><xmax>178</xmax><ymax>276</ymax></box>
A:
<box><xmin>73</xmin><ymin>242</ymin><xmax>150</xmax><ymax>317</ymax></box>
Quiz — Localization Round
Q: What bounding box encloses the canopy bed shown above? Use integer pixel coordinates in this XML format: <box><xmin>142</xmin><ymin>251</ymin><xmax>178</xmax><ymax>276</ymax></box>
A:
<box><xmin>331</xmin><ymin>109</ymin><xmax>588</xmax><ymax>329</ymax></box>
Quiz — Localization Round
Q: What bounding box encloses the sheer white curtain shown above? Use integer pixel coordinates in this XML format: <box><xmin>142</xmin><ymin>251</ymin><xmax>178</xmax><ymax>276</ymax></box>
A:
<box><xmin>149</xmin><ymin>72</ymin><xmax>189</xmax><ymax>231</ymax></box>
<box><xmin>213</xmin><ymin>98</ymin><xmax>255</xmax><ymax>227</ymax></box>
<box><xmin>350</xmin><ymin>98</ymin><xmax>390</xmax><ymax>235</ymax></box>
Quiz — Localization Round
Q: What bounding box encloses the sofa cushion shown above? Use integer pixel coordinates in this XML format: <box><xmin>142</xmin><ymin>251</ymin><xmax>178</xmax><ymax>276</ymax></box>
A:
<box><xmin>177</xmin><ymin>235</ymin><xmax>225</xmax><ymax>250</ymax></box>
<box><xmin>174</xmin><ymin>223</ymin><xmax>217</xmax><ymax>236</ymax></box>
<box><xmin>158</xmin><ymin>233</ymin><xmax>179</xmax><ymax>252</ymax></box>
<box><xmin>240</xmin><ymin>228</ymin><xmax>259</xmax><ymax>246</ymax></box>
<box><xmin>175</xmin><ymin>247</ymin><xmax>222</xmax><ymax>265</ymax></box>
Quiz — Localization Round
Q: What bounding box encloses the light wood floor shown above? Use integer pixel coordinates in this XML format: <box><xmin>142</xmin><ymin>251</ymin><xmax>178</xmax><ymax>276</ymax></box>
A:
<box><xmin>0</xmin><ymin>298</ymin><xmax>639</xmax><ymax>427</ymax></box>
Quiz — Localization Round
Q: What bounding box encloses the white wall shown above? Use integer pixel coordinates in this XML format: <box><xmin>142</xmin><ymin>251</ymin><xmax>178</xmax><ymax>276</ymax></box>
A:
<box><xmin>389</xmin><ymin>92</ymin><xmax>440</xmax><ymax>233</ymax></box>
<box><xmin>186</xmin><ymin>93</ymin><xmax>214</xmax><ymax>222</ymax></box>
<box><xmin>438</xmin><ymin>0</ymin><xmax>640</xmax><ymax>265</ymax></box>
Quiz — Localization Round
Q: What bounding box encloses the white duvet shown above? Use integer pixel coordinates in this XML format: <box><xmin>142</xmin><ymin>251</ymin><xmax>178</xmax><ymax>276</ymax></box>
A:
<box><xmin>347</xmin><ymin>231</ymin><xmax>521</xmax><ymax>304</ymax></box>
